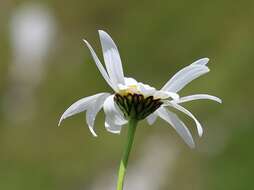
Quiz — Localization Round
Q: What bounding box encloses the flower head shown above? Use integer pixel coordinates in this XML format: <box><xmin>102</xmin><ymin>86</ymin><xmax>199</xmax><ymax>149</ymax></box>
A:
<box><xmin>58</xmin><ymin>30</ymin><xmax>221</xmax><ymax>148</ymax></box>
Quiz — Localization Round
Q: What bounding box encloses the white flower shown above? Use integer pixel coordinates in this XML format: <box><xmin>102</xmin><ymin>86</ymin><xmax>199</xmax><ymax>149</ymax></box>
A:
<box><xmin>58</xmin><ymin>30</ymin><xmax>222</xmax><ymax>148</ymax></box>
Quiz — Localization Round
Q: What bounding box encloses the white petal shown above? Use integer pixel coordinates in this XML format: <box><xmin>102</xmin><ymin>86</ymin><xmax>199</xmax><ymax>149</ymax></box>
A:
<box><xmin>175</xmin><ymin>94</ymin><xmax>222</xmax><ymax>104</ymax></box>
<box><xmin>161</xmin><ymin>63</ymin><xmax>209</xmax><ymax>93</ymax></box>
<box><xmin>103</xmin><ymin>95</ymin><xmax>127</xmax><ymax>126</ymax></box>
<box><xmin>83</xmin><ymin>39</ymin><xmax>116</xmax><ymax>91</ymax></box>
<box><xmin>118</xmin><ymin>77</ymin><xmax>138</xmax><ymax>91</ymax></box>
<box><xmin>166</xmin><ymin>102</ymin><xmax>203</xmax><ymax>137</ymax></box>
<box><xmin>99</xmin><ymin>30</ymin><xmax>125</xmax><ymax>88</ymax></box>
<box><xmin>124</xmin><ymin>77</ymin><xmax>138</xmax><ymax>86</ymax></box>
<box><xmin>146</xmin><ymin>113</ymin><xmax>158</xmax><ymax>125</ymax></box>
<box><xmin>156</xmin><ymin>107</ymin><xmax>195</xmax><ymax>148</ymax></box>
<box><xmin>154</xmin><ymin>90</ymin><xmax>180</xmax><ymax>100</ymax></box>
<box><xmin>103</xmin><ymin>95</ymin><xmax>127</xmax><ymax>134</ymax></box>
<box><xmin>105</xmin><ymin>120</ymin><xmax>123</xmax><ymax>134</ymax></box>
<box><xmin>58</xmin><ymin>93</ymin><xmax>110</xmax><ymax>126</ymax></box>
<box><xmin>137</xmin><ymin>82</ymin><xmax>156</xmax><ymax>97</ymax></box>
<box><xmin>86</xmin><ymin>93</ymin><xmax>110</xmax><ymax>136</ymax></box>
<box><xmin>191</xmin><ymin>58</ymin><xmax>209</xmax><ymax>66</ymax></box>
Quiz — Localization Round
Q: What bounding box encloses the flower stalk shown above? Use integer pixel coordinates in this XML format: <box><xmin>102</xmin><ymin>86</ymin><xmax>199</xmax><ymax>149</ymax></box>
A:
<box><xmin>117</xmin><ymin>118</ymin><xmax>138</xmax><ymax>190</ymax></box>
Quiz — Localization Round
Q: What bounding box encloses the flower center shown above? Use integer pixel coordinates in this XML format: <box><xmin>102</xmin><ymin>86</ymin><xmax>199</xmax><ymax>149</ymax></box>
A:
<box><xmin>114</xmin><ymin>93</ymin><xmax>163</xmax><ymax>120</ymax></box>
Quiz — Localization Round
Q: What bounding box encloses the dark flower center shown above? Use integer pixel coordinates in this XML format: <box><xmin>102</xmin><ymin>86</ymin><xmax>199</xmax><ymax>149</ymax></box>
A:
<box><xmin>114</xmin><ymin>93</ymin><xmax>163</xmax><ymax>120</ymax></box>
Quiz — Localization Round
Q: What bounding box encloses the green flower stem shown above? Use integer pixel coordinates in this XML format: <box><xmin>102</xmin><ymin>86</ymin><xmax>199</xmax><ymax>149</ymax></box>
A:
<box><xmin>117</xmin><ymin>118</ymin><xmax>138</xmax><ymax>190</ymax></box>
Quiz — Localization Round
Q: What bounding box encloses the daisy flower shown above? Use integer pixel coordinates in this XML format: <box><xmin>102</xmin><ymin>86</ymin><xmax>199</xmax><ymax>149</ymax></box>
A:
<box><xmin>58</xmin><ymin>30</ymin><xmax>221</xmax><ymax>190</ymax></box>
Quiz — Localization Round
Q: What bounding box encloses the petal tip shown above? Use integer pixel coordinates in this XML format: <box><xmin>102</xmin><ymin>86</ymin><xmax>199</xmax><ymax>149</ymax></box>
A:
<box><xmin>98</xmin><ymin>30</ymin><xmax>108</xmax><ymax>37</ymax></box>
<box><xmin>201</xmin><ymin>57</ymin><xmax>210</xmax><ymax>64</ymax></box>
<box><xmin>198</xmin><ymin>130</ymin><xmax>203</xmax><ymax>137</ymax></box>
<box><xmin>82</xmin><ymin>39</ymin><xmax>89</xmax><ymax>45</ymax></box>
<box><xmin>89</xmin><ymin>126</ymin><xmax>98</xmax><ymax>137</ymax></box>
<box><xmin>91</xmin><ymin>132</ymin><xmax>98</xmax><ymax>137</ymax></box>
<box><xmin>204</xmin><ymin>57</ymin><xmax>210</xmax><ymax>61</ymax></box>
<box><xmin>192</xmin><ymin>57</ymin><xmax>210</xmax><ymax>66</ymax></box>
<box><xmin>98</xmin><ymin>30</ymin><xmax>113</xmax><ymax>42</ymax></box>
<box><xmin>58</xmin><ymin>113</ymin><xmax>67</xmax><ymax>126</ymax></box>
<box><xmin>187</xmin><ymin>140</ymin><xmax>195</xmax><ymax>149</ymax></box>
<box><xmin>189</xmin><ymin>143</ymin><xmax>196</xmax><ymax>149</ymax></box>
<box><xmin>98</xmin><ymin>29</ymin><xmax>107</xmax><ymax>35</ymax></box>
<box><xmin>58</xmin><ymin>117</ymin><xmax>64</xmax><ymax>127</ymax></box>
<box><xmin>196</xmin><ymin>122</ymin><xmax>203</xmax><ymax>137</ymax></box>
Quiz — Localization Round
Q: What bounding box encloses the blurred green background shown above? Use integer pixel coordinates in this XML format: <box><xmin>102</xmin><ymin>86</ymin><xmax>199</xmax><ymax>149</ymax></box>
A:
<box><xmin>0</xmin><ymin>0</ymin><xmax>253</xmax><ymax>190</ymax></box>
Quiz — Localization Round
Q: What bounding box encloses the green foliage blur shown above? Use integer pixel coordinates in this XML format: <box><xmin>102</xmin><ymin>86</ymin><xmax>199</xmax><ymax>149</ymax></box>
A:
<box><xmin>0</xmin><ymin>0</ymin><xmax>253</xmax><ymax>189</ymax></box>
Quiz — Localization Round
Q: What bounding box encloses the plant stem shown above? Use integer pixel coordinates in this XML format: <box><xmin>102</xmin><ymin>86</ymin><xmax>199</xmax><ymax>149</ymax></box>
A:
<box><xmin>116</xmin><ymin>118</ymin><xmax>138</xmax><ymax>190</ymax></box>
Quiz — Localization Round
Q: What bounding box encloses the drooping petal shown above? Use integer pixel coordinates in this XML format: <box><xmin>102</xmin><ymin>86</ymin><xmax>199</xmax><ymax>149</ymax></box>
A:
<box><xmin>86</xmin><ymin>93</ymin><xmax>110</xmax><ymax>136</ymax></box>
<box><xmin>146</xmin><ymin>113</ymin><xmax>158</xmax><ymax>125</ymax></box>
<box><xmin>161</xmin><ymin>59</ymin><xmax>210</xmax><ymax>93</ymax></box>
<box><xmin>105</xmin><ymin>119</ymin><xmax>123</xmax><ymax>134</ymax></box>
<box><xmin>175</xmin><ymin>94</ymin><xmax>222</xmax><ymax>104</ymax></box>
<box><xmin>58</xmin><ymin>93</ymin><xmax>110</xmax><ymax>126</ymax></box>
<box><xmin>191</xmin><ymin>58</ymin><xmax>209</xmax><ymax>66</ymax></box>
<box><xmin>83</xmin><ymin>39</ymin><xmax>116</xmax><ymax>91</ymax></box>
<box><xmin>99</xmin><ymin>30</ymin><xmax>125</xmax><ymax>88</ymax></box>
<box><xmin>166</xmin><ymin>102</ymin><xmax>203</xmax><ymax>137</ymax></box>
<box><xmin>103</xmin><ymin>95</ymin><xmax>127</xmax><ymax>133</ymax></box>
<box><xmin>156</xmin><ymin>107</ymin><xmax>195</xmax><ymax>148</ymax></box>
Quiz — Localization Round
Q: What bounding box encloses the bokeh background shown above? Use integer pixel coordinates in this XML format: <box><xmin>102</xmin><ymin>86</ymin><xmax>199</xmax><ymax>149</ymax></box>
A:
<box><xmin>0</xmin><ymin>1</ymin><xmax>253</xmax><ymax>190</ymax></box>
